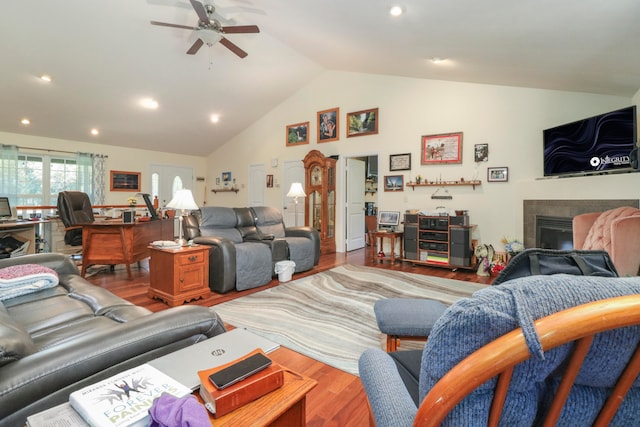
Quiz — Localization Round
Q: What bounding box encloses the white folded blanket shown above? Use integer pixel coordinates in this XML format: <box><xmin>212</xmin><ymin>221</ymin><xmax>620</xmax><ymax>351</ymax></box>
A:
<box><xmin>0</xmin><ymin>264</ymin><xmax>59</xmax><ymax>301</ymax></box>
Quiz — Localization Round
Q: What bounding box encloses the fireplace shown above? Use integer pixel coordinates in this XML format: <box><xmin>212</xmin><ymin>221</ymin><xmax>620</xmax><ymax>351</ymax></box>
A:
<box><xmin>536</xmin><ymin>216</ymin><xmax>573</xmax><ymax>249</ymax></box>
<box><xmin>523</xmin><ymin>200</ymin><xmax>639</xmax><ymax>249</ymax></box>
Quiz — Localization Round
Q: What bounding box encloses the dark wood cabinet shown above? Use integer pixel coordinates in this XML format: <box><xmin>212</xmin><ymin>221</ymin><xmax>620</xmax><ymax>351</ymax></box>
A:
<box><xmin>303</xmin><ymin>150</ymin><xmax>337</xmax><ymax>254</ymax></box>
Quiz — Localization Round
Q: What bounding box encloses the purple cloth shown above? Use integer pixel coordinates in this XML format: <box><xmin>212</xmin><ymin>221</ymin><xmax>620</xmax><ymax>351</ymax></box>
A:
<box><xmin>149</xmin><ymin>393</ymin><xmax>211</xmax><ymax>427</ymax></box>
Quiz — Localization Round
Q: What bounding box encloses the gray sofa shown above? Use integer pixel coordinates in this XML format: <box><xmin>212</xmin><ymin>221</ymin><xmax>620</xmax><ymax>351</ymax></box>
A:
<box><xmin>0</xmin><ymin>253</ymin><xmax>226</xmax><ymax>427</ymax></box>
<box><xmin>184</xmin><ymin>206</ymin><xmax>320</xmax><ymax>293</ymax></box>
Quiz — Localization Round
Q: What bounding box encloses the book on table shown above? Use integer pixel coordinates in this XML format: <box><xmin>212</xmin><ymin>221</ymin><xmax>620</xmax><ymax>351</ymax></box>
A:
<box><xmin>68</xmin><ymin>363</ymin><xmax>191</xmax><ymax>427</ymax></box>
<box><xmin>198</xmin><ymin>349</ymin><xmax>284</xmax><ymax>418</ymax></box>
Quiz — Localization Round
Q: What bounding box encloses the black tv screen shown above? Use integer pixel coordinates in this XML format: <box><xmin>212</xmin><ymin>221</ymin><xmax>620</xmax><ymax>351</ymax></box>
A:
<box><xmin>543</xmin><ymin>105</ymin><xmax>637</xmax><ymax>177</ymax></box>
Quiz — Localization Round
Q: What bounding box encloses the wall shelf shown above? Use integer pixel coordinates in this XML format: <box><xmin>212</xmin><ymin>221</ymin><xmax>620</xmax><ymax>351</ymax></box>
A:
<box><xmin>211</xmin><ymin>188</ymin><xmax>239</xmax><ymax>194</ymax></box>
<box><xmin>406</xmin><ymin>180</ymin><xmax>481</xmax><ymax>190</ymax></box>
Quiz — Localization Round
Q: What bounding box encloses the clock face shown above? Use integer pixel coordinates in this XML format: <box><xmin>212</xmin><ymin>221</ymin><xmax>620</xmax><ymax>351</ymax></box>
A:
<box><xmin>311</xmin><ymin>166</ymin><xmax>322</xmax><ymax>185</ymax></box>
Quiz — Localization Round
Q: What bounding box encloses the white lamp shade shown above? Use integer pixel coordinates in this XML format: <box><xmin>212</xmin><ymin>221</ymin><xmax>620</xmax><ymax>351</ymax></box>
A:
<box><xmin>166</xmin><ymin>189</ymin><xmax>199</xmax><ymax>210</ymax></box>
<box><xmin>287</xmin><ymin>182</ymin><xmax>306</xmax><ymax>198</ymax></box>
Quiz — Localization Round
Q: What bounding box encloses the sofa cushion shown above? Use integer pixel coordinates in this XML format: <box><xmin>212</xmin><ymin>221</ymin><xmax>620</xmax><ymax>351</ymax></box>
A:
<box><xmin>0</xmin><ymin>264</ymin><xmax>59</xmax><ymax>301</ymax></box>
<box><xmin>583</xmin><ymin>206</ymin><xmax>640</xmax><ymax>253</ymax></box>
<box><xmin>234</xmin><ymin>242</ymin><xmax>273</xmax><ymax>291</ymax></box>
<box><xmin>0</xmin><ymin>303</ymin><xmax>36</xmax><ymax>367</ymax></box>
<box><xmin>199</xmin><ymin>207</ymin><xmax>242</xmax><ymax>243</ymax></box>
<box><xmin>253</xmin><ymin>206</ymin><xmax>287</xmax><ymax>238</ymax></box>
<box><xmin>419</xmin><ymin>274</ymin><xmax>640</xmax><ymax>426</ymax></box>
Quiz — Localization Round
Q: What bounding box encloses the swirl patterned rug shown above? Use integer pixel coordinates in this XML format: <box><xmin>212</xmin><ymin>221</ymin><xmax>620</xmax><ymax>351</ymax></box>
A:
<box><xmin>213</xmin><ymin>264</ymin><xmax>486</xmax><ymax>375</ymax></box>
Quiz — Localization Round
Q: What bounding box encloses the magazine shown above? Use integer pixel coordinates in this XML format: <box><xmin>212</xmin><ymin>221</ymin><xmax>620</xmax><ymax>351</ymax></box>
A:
<box><xmin>69</xmin><ymin>364</ymin><xmax>191</xmax><ymax>427</ymax></box>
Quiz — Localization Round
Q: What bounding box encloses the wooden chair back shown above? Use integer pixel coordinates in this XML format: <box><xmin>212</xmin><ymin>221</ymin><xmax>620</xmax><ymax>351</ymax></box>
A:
<box><xmin>415</xmin><ymin>295</ymin><xmax>640</xmax><ymax>426</ymax></box>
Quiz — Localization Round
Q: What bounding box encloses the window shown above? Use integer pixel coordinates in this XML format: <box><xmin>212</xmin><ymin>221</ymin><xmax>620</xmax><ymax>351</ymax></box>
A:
<box><xmin>15</xmin><ymin>154</ymin><xmax>88</xmax><ymax>206</ymax></box>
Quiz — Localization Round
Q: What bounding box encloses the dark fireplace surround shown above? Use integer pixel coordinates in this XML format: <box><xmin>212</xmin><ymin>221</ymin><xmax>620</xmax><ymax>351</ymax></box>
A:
<box><xmin>523</xmin><ymin>200</ymin><xmax>640</xmax><ymax>249</ymax></box>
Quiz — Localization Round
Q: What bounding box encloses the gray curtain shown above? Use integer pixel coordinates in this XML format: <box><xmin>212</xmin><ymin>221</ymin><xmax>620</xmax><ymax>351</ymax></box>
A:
<box><xmin>0</xmin><ymin>145</ymin><xmax>19</xmax><ymax>204</ymax></box>
<box><xmin>77</xmin><ymin>152</ymin><xmax>106</xmax><ymax>204</ymax></box>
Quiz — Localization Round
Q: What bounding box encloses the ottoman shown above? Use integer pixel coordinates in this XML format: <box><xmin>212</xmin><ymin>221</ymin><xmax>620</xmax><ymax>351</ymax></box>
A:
<box><xmin>374</xmin><ymin>298</ymin><xmax>448</xmax><ymax>351</ymax></box>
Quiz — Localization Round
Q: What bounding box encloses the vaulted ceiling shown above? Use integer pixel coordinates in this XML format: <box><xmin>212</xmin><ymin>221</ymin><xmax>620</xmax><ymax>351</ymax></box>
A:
<box><xmin>1</xmin><ymin>0</ymin><xmax>639</xmax><ymax>156</ymax></box>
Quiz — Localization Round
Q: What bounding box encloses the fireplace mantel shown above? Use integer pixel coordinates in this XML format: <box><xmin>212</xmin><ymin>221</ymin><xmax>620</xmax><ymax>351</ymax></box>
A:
<box><xmin>523</xmin><ymin>199</ymin><xmax>639</xmax><ymax>248</ymax></box>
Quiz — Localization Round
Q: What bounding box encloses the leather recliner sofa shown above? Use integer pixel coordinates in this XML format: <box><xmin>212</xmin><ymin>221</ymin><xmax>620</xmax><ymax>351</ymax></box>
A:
<box><xmin>184</xmin><ymin>206</ymin><xmax>320</xmax><ymax>294</ymax></box>
<box><xmin>0</xmin><ymin>253</ymin><xmax>226</xmax><ymax>427</ymax></box>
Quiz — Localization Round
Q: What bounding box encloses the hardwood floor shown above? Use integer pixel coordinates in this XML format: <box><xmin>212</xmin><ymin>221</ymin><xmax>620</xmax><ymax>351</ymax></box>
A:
<box><xmin>85</xmin><ymin>246</ymin><xmax>492</xmax><ymax>426</ymax></box>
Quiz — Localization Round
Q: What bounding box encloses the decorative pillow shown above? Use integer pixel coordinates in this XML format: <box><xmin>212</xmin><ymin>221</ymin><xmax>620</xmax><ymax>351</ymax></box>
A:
<box><xmin>0</xmin><ymin>264</ymin><xmax>59</xmax><ymax>301</ymax></box>
<box><xmin>583</xmin><ymin>207</ymin><xmax>640</xmax><ymax>253</ymax></box>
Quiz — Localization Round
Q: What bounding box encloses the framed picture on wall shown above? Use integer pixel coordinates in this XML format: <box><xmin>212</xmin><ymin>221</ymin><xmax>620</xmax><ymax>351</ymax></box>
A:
<box><xmin>383</xmin><ymin>175</ymin><xmax>404</xmax><ymax>191</ymax></box>
<box><xmin>347</xmin><ymin>107</ymin><xmax>378</xmax><ymax>137</ymax></box>
<box><xmin>487</xmin><ymin>167</ymin><xmax>509</xmax><ymax>182</ymax></box>
<box><xmin>389</xmin><ymin>153</ymin><xmax>411</xmax><ymax>171</ymax></box>
<box><xmin>110</xmin><ymin>171</ymin><xmax>141</xmax><ymax>192</ymax></box>
<box><xmin>317</xmin><ymin>107</ymin><xmax>339</xmax><ymax>143</ymax></box>
<box><xmin>286</xmin><ymin>121</ymin><xmax>309</xmax><ymax>146</ymax></box>
<box><xmin>421</xmin><ymin>132</ymin><xmax>463</xmax><ymax>164</ymax></box>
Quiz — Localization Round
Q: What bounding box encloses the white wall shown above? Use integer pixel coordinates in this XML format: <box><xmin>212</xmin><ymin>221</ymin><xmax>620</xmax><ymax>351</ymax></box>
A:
<box><xmin>206</xmin><ymin>71</ymin><xmax>637</xmax><ymax>253</ymax></box>
<box><xmin>0</xmin><ymin>132</ymin><xmax>208</xmax><ymax>206</ymax></box>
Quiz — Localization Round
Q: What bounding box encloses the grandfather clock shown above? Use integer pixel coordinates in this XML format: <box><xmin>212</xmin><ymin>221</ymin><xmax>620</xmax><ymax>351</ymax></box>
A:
<box><xmin>303</xmin><ymin>150</ymin><xmax>337</xmax><ymax>254</ymax></box>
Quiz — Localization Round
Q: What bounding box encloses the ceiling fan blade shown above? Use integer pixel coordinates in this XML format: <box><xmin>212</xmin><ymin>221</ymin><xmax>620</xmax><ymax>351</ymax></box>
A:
<box><xmin>186</xmin><ymin>38</ymin><xmax>205</xmax><ymax>55</ymax></box>
<box><xmin>219</xmin><ymin>37</ymin><xmax>248</xmax><ymax>58</ymax></box>
<box><xmin>189</xmin><ymin>0</ymin><xmax>210</xmax><ymax>25</ymax></box>
<box><xmin>221</xmin><ymin>25</ymin><xmax>260</xmax><ymax>34</ymax></box>
<box><xmin>150</xmin><ymin>20</ymin><xmax>195</xmax><ymax>30</ymax></box>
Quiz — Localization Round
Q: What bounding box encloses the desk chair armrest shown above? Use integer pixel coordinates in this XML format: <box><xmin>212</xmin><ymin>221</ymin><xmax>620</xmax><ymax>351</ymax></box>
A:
<box><xmin>359</xmin><ymin>348</ymin><xmax>417</xmax><ymax>427</ymax></box>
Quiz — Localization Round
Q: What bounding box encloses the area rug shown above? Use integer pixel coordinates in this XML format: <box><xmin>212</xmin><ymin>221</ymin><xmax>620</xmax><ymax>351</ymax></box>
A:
<box><xmin>213</xmin><ymin>265</ymin><xmax>486</xmax><ymax>375</ymax></box>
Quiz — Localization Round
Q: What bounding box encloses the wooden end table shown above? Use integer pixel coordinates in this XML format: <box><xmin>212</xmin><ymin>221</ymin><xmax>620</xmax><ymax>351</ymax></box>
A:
<box><xmin>148</xmin><ymin>245</ymin><xmax>211</xmax><ymax>306</ymax></box>
<box><xmin>201</xmin><ymin>347</ymin><xmax>317</xmax><ymax>426</ymax></box>
<box><xmin>368</xmin><ymin>230</ymin><xmax>404</xmax><ymax>263</ymax></box>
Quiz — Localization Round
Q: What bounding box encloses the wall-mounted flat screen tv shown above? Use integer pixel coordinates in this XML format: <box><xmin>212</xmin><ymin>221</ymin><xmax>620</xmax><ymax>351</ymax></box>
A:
<box><xmin>543</xmin><ymin>105</ymin><xmax>637</xmax><ymax>177</ymax></box>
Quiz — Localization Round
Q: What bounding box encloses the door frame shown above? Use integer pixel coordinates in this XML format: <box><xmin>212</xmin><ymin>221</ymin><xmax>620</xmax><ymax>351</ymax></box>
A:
<box><xmin>339</xmin><ymin>152</ymin><xmax>379</xmax><ymax>253</ymax></box>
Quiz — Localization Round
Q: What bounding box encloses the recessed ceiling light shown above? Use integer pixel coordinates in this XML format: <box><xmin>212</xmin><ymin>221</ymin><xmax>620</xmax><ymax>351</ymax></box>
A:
<box><xmin>21</xmin><ymin>118</ymin><xmax>31</xmax><ymax>125</ymax></box>
<box><xmin>210</xmin><ymin>114</ymin><xmax>220</xmax><ymax>123</ymax></box>
<box><xmin>430</xmin><ymin>57</ymin><xmax>447</xmax><ymax>64</ymax></box>
<box><xmin>140</xmin><ymin>97</ymin><xmax>159</xmax><ymax>110</ymax></box>
<box><xmin>91</xmin><ymin>128</ymin><xmax>99</xmax><ymax>136</ymax></box>
<box><xmin>40</xmin><ymin>74</ymin><xmax>52</xmax><ymax>82</ymax></box>
<box><xmin>389</xmin><ymin>5</ymin><xmax>404</xmax><ymax>16</ymax></box>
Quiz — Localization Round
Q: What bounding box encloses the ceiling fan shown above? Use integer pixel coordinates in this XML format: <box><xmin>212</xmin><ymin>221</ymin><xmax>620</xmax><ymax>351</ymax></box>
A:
<box><xmin>150</xmin><ymin>0</ymin><xmax>259</xmax><ymax>58</ymax></box>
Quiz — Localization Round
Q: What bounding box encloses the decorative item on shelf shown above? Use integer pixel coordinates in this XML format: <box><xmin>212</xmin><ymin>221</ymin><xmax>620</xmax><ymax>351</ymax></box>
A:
<box><xmin>286</xmin><ymin>182</ymin><xmax>306</xmax><ymax>226</ymax></box>
<box><xmin>502</xmin><ymin>236</ymin><xmax>524</xmax><ymax>262</ymax></box>
<box><xmin>167</xmin><ymin>189</ymin><xmax>198</xmax><ymax>246</ymax></box>
<box><xmin>474</xmin><ymin>243</ymin><xmax>494</xmax><ymax>277</ymax></box>
<box><xmin>431</xmin><ymin>187</ymin><xmax>452</xmax><ymax>200</ymax></box>
<box><xmin>415</xmin><ymin>175</ymin><xmax>422</xmax><ymax>184</ymax></box>
<box><xmin>127</xmin><ymin>196</ymin><xmax>137</xmax><ymax>207</ymax></box>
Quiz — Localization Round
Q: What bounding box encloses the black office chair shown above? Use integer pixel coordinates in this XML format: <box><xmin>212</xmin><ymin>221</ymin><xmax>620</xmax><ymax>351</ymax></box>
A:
<box><xmin>56</xmin><ymin>191</ymin><xmax>95</xmax><ymax>246</ymax></box>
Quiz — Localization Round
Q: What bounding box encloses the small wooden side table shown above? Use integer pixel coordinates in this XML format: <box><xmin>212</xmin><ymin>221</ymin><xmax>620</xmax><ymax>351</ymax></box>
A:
<box><xmin>205</xmin><ymin>347</ymin><xmax>317</xmax><ymax>426</ymax></box>
<box><xmin>369</xmin><ymin>230</ymin><xmax>404</xmax><ymax>264</ymax></box>
<box><xmin>148</xmin><ymin>245</ymin><xmax>211</xmax><ymax>306</ymax></box>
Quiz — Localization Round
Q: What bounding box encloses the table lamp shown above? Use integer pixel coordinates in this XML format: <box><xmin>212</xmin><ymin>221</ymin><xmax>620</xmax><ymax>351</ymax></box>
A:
<box><xmin>286</xmin><ymin>182</ymin><xmax>306</xmax><ymax>226</ymax></box>
<box><xmin>166</xmin><ymin>189</ymin><xmax>198</xmax><ymax>246</ymax></box>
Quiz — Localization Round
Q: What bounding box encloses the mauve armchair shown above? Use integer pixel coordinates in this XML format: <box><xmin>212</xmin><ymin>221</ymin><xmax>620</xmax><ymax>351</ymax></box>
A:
<box><xmin>573</xmin><ymin>206</ymin><xmax>640</xmax><ymax>276</ymax></box>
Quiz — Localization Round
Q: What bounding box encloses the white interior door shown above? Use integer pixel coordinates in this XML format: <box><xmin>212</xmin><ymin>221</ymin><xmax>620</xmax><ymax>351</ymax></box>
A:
<box><xmin>248</xmin><ymin>164</ymin><xmax>266</xmax><ymax>207</ymax></box>
<box><xmin>346</xmin><ymin>158</ymin><xmax>366</xmax><ymax>251</ymax></box>
<box><xmin>282</xmin><ymin>160</ymin><xmax>305</xmax><ymax>227</ymax></box>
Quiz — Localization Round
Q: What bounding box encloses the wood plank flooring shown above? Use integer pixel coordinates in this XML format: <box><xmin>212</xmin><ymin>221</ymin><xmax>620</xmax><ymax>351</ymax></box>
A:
<box><xmin>85</xmin><ymin>246</ymin><xmax>492</xmax><ymax>426</ymax></box>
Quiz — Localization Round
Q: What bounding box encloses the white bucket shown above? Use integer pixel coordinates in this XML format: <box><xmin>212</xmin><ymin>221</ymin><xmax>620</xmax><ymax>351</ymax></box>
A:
<box><xmin>274</xmin><ymin>260</ymin><xmax>296</xmax><ymax>282</ymax></box>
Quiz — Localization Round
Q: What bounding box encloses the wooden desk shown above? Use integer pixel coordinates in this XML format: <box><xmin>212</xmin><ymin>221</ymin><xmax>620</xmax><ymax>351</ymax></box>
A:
<box><xmin>0</xmin><ymin>220</ymin><xmax>46</xmax><ymax>255</ymax></box>
<box><xmin>81</xmin><ymin>219</ymin><xmax>173</xmax><ymax>279</ymax></box>
<box><xmin>369</xmin><ymin>230</ymin><xmax>404</xmax><ymax>264</ymax></box>
<box><xmin>208</xmin><ymin>347</ymin><xmax>317</xmax><ymax>426</ymax></box>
